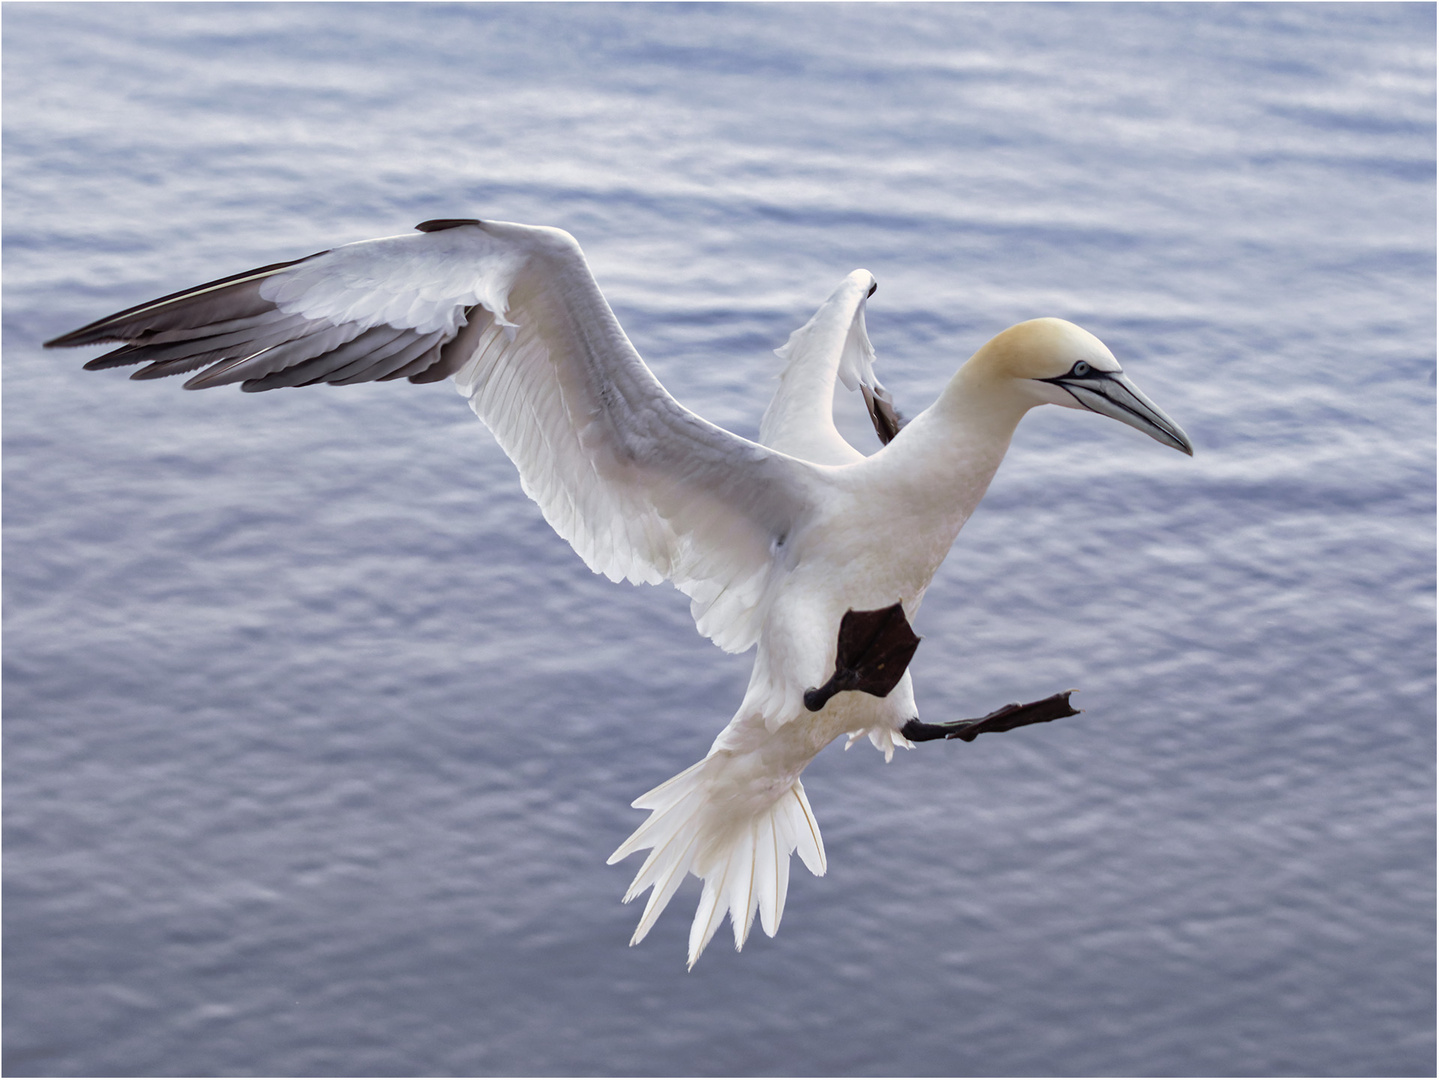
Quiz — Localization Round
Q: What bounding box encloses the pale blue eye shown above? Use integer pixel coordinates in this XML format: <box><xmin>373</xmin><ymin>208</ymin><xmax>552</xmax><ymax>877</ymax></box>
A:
<box><xmin>1072</xmin><ymin>360</ymin><xmax>1091</xmax><ymax>377</ymax></box>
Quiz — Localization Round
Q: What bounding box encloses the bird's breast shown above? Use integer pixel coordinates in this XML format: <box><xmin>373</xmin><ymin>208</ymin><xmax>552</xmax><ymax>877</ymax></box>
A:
<box><xmin>794</xmin><ymin>483</ymin><xmax>966</xmax><ymax>612</ymax></box>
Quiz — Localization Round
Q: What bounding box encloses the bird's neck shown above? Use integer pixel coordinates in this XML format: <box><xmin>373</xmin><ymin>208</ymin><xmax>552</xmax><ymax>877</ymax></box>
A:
<box><xmin>933</xmin><ymin>357</ymin><xmax>1034</xmax><ymax>449</ymax></box>
<box><xmin>876</xmin><ymin>359</ymin><xmax>1034</xmax><ymax>530</ymax></box>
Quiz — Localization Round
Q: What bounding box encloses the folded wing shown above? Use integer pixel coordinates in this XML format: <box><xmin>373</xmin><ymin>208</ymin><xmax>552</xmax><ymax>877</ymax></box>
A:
<box><xmin>45</xmin><ymin>219</ymin><xmax>820</xmax><ymax>652</ymax></box>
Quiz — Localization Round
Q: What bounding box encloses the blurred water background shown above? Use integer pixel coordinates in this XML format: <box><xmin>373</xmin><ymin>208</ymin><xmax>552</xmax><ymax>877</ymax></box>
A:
<box><xmin>4</xmin><ymin>3</ymin><xmax>1434</xmax><ymax>1076</ymax></box>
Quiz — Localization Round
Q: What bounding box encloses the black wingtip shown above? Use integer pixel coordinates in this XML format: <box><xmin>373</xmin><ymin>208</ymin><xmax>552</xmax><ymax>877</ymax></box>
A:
<box><xmin>44</xmin><ymin>251</ymin><xmax>328</xmax><ymax>352</ymax></box>
<box><xmin>415</xmin><ymin>218</ymin><xmax>482</xmax><ymax>233</ymax></box>
<box><xmin>861</xmin><ymin>384</ymin><xmax>905</xmax><ymax>446</ymax></box>
<box><xmin>45</xmin><ymin>327</ymin><xmax>104</xmax><ymax>349</ymax></box>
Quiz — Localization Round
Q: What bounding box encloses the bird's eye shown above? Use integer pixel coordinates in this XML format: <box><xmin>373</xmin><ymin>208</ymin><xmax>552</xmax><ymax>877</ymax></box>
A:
<box><xmin>1071</xmin><ymin>361</ymin><xmax>1091</xmax><ymax>377</ymax></box>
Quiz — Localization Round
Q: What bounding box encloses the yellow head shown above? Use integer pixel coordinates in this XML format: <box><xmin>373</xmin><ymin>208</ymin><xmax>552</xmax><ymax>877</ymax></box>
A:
<box><xmin>959</xmin><ymin>317</ymin><xmax>1193</xmax><ymax>455</ymax></box>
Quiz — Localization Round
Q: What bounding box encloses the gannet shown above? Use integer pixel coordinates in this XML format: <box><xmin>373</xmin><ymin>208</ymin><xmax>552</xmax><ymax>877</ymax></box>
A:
<box><xmin>45</xmin><ymin>218</ymin><xmax>1194</xmax><ymax>968</ymax></box>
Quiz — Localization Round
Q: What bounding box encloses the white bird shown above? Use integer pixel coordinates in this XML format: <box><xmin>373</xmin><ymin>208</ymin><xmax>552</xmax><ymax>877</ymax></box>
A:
<box><xmin>46</xmin><ymin>218</ymin><xmax>1193</xmax><ymax>968</ymax></box>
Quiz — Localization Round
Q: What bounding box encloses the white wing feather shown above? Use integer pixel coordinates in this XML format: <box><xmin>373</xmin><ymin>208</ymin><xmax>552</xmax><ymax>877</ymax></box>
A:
<box><xmin>437</xmin><ymin>222</ymin><xmax>818</xmax><ymax>652</ymax></box>
<box><xmin>759</xmin><ymin>268</ymin><xmax>891</xmax><ymax>466</ymax></box>
<box><xmin>60</xmin><ymin>219</ymin><xmax>823</xmax><ymax>653</ymax></box>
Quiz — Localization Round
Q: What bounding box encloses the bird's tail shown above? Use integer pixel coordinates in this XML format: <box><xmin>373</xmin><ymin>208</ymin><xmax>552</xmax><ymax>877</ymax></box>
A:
<box><xmin>607</xmin><ymin>750</ymin><xmax>827</xmax><ymax>969</ymax></box>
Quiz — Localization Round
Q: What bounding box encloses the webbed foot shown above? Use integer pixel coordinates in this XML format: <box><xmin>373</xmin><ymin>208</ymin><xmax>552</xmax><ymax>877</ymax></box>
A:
<box><xmin>803</xmin><ymin>602</ymin><xmax>921</xmax><ymax>712</ymax></box>
<box><xmin>900</xmin><ymin>690</ymin><xmax>1081</xmax><ymax>743</ymax></box>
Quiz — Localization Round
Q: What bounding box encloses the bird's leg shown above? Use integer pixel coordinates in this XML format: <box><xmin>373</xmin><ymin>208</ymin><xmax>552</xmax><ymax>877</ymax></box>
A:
<box><xmin>803</xmin><ymin>603</ymin><xmax>921</xmax><ymax>712</ymax></box>
<box><xmin>900</xmin><ymin>690</ymin><xmax>1081</xmax><ymax>743</ymax></box>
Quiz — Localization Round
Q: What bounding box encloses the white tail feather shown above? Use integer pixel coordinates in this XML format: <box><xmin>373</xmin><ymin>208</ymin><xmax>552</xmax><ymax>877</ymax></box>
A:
<box><xmin>608</xmin><ymin>750</ymin><xmax>828</xmax><ymax>969</ymax></box>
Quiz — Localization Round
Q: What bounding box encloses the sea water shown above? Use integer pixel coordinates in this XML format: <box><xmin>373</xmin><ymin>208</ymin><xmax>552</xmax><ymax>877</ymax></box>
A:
<box><xmin>4</xmin><ymin>4</ymin><xmax>1433</xmax><ymax>1075</ymax></box>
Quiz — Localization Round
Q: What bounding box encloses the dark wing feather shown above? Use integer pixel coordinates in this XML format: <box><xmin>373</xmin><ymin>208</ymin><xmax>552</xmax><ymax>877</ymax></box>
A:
<box><xmin>44</xmin><ymin>227</ymin><xmax>483</xmax><ymax>391</ymax></box>
<box><xmin>861</xmin><ymin>383</ymin><xmax>906</xmax><ymax>445</ymax></box>
<box><xmin>46</xmin><ymin>255</ymin><xmax>322</xmax><ymax>348</ymax></box>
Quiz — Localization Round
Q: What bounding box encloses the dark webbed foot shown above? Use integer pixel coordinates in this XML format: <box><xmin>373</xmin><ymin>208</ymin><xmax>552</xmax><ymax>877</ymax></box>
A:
<box><xmin>901</xmin><ymin>690</ymin><xmax>1081</xmax><ymax>743</ymax></box>
<box><xmin>803</xmin><ymin>603</ymin><xmax>921</xmax><ymax>712</ymax></box>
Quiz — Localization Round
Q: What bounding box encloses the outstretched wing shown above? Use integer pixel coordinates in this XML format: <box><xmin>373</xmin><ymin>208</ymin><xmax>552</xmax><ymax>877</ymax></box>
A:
<box><xmin>45</xmin><ymin>218</ymin><xmax>821</xmax><ymax>653</ymax></box>
<box><xmin>758</xmin><ymin>269</ymin><xmax>905</xmax><ymax>466</ymax></box>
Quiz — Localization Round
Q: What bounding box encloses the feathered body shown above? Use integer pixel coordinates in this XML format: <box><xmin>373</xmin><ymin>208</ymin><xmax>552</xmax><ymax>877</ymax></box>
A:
<box><xmin>46</xmin><ymin>219</ymin><xmax>1192</xmax><ymax>968</ymax></box>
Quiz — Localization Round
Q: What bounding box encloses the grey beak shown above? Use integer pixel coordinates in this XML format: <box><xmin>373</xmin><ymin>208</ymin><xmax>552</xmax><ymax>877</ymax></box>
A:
<box><xmin>1046</xmin><ymin>370</ymin><xmax>1194</xmax><ymax>456</ymax></box>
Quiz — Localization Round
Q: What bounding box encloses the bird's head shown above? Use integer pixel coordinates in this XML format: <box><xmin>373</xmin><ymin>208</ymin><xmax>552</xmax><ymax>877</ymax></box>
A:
<box><xmin>966</xmin><ymin>317</ymin><xmax>1193</xmax><ymax>455</ymax></box>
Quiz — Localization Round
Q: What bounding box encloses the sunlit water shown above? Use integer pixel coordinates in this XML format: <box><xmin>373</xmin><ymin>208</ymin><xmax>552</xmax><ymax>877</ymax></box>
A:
<box><xmin>4</xmin><ymin>4</ymin><xmax>1434</xmax><ymax>1076</ymax></box>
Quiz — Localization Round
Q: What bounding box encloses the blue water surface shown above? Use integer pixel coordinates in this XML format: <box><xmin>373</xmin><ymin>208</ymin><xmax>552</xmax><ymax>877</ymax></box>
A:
<box><xmin>4</xmin><ymin>4</ymin><xmax>1434</xmax><ymax>1076</ymax></box>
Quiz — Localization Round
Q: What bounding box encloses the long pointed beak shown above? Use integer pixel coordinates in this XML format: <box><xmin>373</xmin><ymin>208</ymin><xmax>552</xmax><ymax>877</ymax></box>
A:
<box><xmin>1047</xmin><ymin>370</ymin><xmax>1194</xmax><ymax>456</ymax></box>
